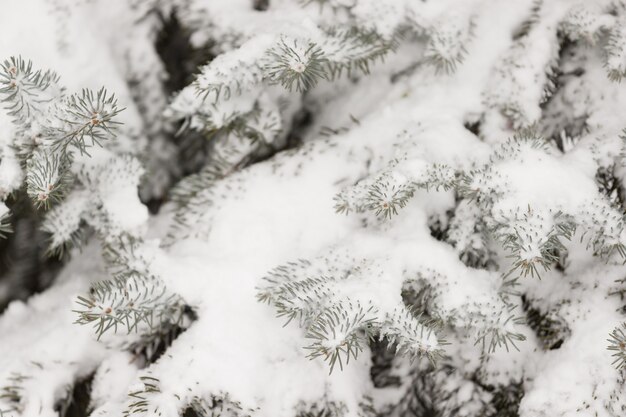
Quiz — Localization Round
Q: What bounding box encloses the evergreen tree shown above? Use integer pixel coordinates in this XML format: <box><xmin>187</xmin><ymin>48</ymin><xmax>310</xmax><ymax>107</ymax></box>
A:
<box><xmin>1</xmin><ymin>1</ymin><xmax>626</xmax><ymax>417</ymax></box>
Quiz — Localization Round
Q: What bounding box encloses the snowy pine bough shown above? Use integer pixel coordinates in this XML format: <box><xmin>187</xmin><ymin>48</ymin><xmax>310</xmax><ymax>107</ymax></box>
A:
<box><xmin>2</xmin><ymin>0</ymin><xmax>626</xmax><ymax>417</ymax></box>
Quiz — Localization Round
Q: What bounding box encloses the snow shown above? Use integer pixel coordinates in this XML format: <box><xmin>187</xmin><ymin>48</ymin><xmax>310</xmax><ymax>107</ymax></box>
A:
<box><xmin>1</xmin><ymin>0</ymin><xmax>626</xmax><ymax>417</ymax></box>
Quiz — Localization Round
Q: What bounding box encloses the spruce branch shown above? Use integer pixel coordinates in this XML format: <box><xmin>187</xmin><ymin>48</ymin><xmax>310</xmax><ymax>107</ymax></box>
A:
<box><xmin>49</xmin><ymin>87</ymin><xmax>124</xmax><ymax>154</ymax></box>
<box><xmin>190</xmin><ymin>393</ymin><xmax>256</xmax><ymax>417</ymax></box>
<box><xmin>263</xmin><ymin>27</ymin><xmax>395</xmax><ymax>92</ymax></box>
<box><xmin>514</xmin><ymin>0</ymin><xmax>544</xmax><ymax>39</ymax></box>
<box><xmin>0</xmin><ymin>56</ymin><xmax>60</xmax><ymax>123</ymax></box>
<box><xmin>382</xmin><ymin>307</ymin><xmax>447</xmax><ymax>364</ymax></box>
<box><xmin>321</xmin><ymin>26</ymin><xmax>394</xmax><ymax>79</ymax></box>
<box><xmin>257</xmin><ymin>259</ymin><xmax>315</xmax><ymax>304</ymax></box>
<box><xmin>265</xmin><ymin>38</ymin><xmax>328</xmax><ymax>92</ymax></box>
<box><xmin>471</xmin><ymin>306</ymin><xmax>526</xmax><ymax>353</ymax></box>
<box><xmin>101</xmin><ymin>234</ymin><xmax>156</xmax><ymax>280</ymax></box>
<box><xmin>74</xmin><ymin>274</ymin><xmax>183</xmax><ymax>340</ymax></box>
<box><xmin>364</xmin><ymin>179</ymin><xmax>416</xmax><ymax>220</ymax></box>
<box><xmin>0</xmin><ymin>55</ymin><xmax>129</xmax><ymax>262</ymax></box>
<box><xmin>25</xmin><ymin>149</ymin><xmax>72</xmax><ymax>209</ymax></box>
<box><xmin>166</xmin><ymin>158</ymin><xmax>245</xmax><ymax>242</ymax></box>
<box><xmin>455</xmin><ymin>135</ymin><xmax>626</xmax><ymax>278</ymax></box>
<box><xmin>242</xmin><ymin>106</ymin><xmax>282</xmax><ymax>144</ymax></box>
<box><xmin>483</xmin><ymin>33</ymin><xmax>558</xmax><ymax>128</ymax></box>
<box><xmin>259</xmin><ymin>257</ymin><xmax>451</xmax><ymax>372</ymax></box>
<box><xmin>494</xmin><ymin>208</ymin><xmax>575</xmax><ymax>279</ymax></box>
<box><xmin>335</xmin><ymin>161</ymin><xmax>456</xmax><ymax>219</ymax></box>
<box><xmin>446</xmin><ymin>200</ymin><xmax>492</xmax><ymax>269</ymax></box>
<box><xmin>401</xmin><ymin>270</ymin><xmax>526</xmax><ymax>354</ymax></box>
<box><xmin>522</xmin><ymin>295</ymin><xmax>570</xmax><ymax>350</ymax></box>
<box><xmin>605</xmin><ymin>21</ymin><xmax>626</xmax><ymax>82</ymax></box>
<box><xmin>198</xmin><ymin>100</ymin><xmax>282</xmax><ymax>145</ymax></box>
<box><xmin>0</xmin><ymin>372</ymin><xmax>28</xmax><ymax>415</ymax></box>
<box><xmin>168</xmin><ymin>158</ymin><xmax>233</xmax><ymax>209</ymax></box>
<box><xmin>560</xmin><ymin>5</ymin><xmax>607</xmax><ymax>45</ymax></box>
<box><xmin>0</xmin><ymin>204</ymin><xmax>11</xmax><ymax>239</ymax></box>
<box><xmin>298</xmin><ymin>0</ymin><xmax>338</xmax><ymax>8</ymax></box>
<box><xmin>273</xmin><ymin>276</ymin><xmax>336</xmax><ymax>326</ymax></box>
<box><xmin>124</xmin><ymin>375</ymin><xmax>161</xmax><ymax>417</ymax></box>
<box><xmin>578</xmin><ymin>199</ymin><xmax>626</xmax><ymax>259</ymax></box>
<box><xmin>296</xmin><ymin>399</ymin><xmax>348</xmax><ymax>417</ymax></box>
<box><xmin>424</xmin><ymin>17</ymin><xmax>474</xmax><ymax>74</ymax></box>
<box><xmin>41</xmin><ymin>192</ymin><xmax>89</xmax><ymax>257</ymax></box>
<box><xmin>305</xmin><ymin>301</ymin><xmax>378</xmax><ymax>373</ymax></box>
<box><xmin>193</xmin><ymin>41</ymin><xmax>266</xmax><ymax>105</ymax></box>
<box><xmin>608</xmin><ymin>323</ymin><xmax>626</xmax><ymax>370</ymax></box>
<box><xmin>125</xmin><ymin>379</ymin><xmax>253</xmax><ymax>417</ymax></box>
<box><xmin>187</xmin><ymin>24</ymin><xmax>395</xmax><ymax>102</ymax></box>
<box><xmin>74</xmin><ymin>236</ymin><xmax>185</xmax><ymax>340</ymax></box>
